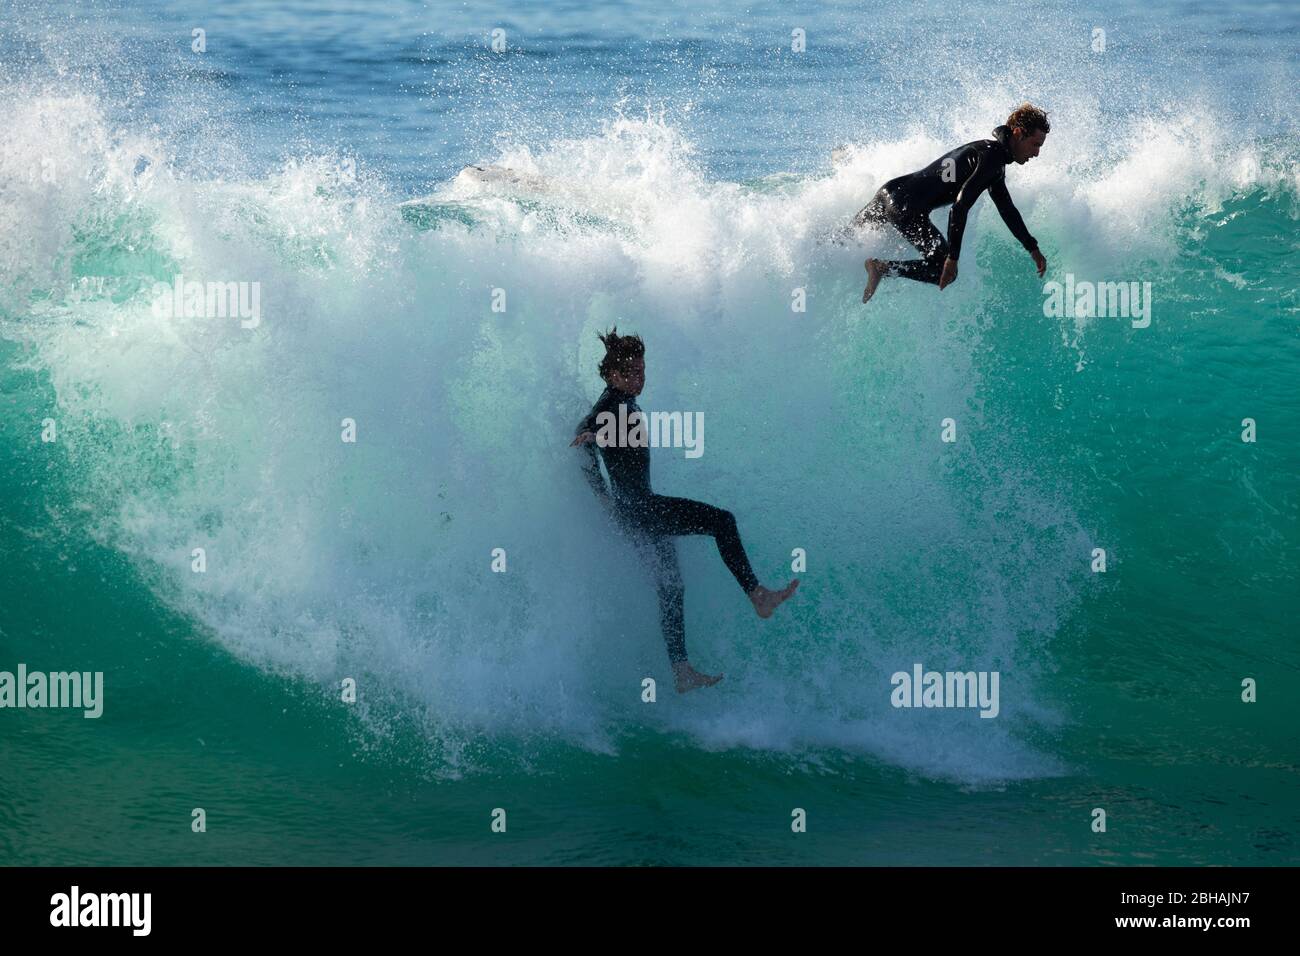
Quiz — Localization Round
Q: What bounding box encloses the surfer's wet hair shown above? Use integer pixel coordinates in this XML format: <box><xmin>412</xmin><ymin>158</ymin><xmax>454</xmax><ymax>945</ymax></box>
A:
<box><xmin>1006</xmin><ymin>103</ymin><xmax>1050</xmax><ymax>135</ymax></box>
<box><xmin>597</xmin><ymin>326</ymin><xmax>645</xmax><ymax>381</ymax></box>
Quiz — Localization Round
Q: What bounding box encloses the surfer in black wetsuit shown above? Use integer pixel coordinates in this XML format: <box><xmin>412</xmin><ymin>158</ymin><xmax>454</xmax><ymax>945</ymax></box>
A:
<box><xmin>857</xmin><ymin>103</ymin><xmax>1050</xmax><ymax>303</ymax></box>
<box><xmin>571</xmin><ymin>328</ymin><xmax>798</xmax><ymax>693</ymax></box>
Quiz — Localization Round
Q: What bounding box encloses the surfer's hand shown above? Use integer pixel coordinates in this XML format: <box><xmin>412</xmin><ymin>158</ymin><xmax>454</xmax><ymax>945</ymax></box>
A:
<box><xmin>1031</xmin><ymin>248</ymin><xmax>1047</xmax><ymax>277</ymax></box>
<box><xmin>571</xmin><ymin>431</ymin><xmax>597</xmax><ymax>446</ymax></box>
<box><xmin>938</xmin><ymin>257</ymin><xmax>958</xmax><ymax>290</ymax></box>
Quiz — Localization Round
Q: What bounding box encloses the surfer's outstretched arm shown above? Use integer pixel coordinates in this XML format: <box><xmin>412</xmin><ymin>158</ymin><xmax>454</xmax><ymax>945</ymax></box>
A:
<box><xmin>989</xmin><ymin>179</ymin><xmax>1047</xmax><ymax>277</ymax></box>
<box><xmin>571</xmin><ymin>428</ymin><xmax>610</xmax><ymax>501</ymax></box>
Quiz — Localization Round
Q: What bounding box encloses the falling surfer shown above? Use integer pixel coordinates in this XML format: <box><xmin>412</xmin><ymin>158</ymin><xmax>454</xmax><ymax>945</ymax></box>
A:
<box><xmin>856</xmin><ymin>103</ymin><xmax>1050</xmax><ymax>303</ymax></box>
<box><xmin>571</xmin><ymin>328</ymin><xmax>799</xmax><ymax>693</ymax></box>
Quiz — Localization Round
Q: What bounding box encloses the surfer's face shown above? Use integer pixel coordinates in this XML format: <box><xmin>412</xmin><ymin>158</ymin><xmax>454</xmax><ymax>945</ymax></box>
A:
<box><xmin>607</xmin><ymin>356</ymin><xmax>645</xmax><ymax>396</ymax></box>
<box><xmin>1011</xmin><ymin>128</ymin><xmax>1046</xmax><ymax>164</ymax></box>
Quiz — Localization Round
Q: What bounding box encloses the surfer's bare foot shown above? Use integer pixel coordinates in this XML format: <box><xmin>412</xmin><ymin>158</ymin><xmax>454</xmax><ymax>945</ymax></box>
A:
<box><xmin>749</xmin><ymin>580</ymin><xmax>799</xmax><ymax>619</ymax></box>
<box><xmin>862</xmin><ymin>258</ymin><xmax>885</xmax><ymax>303</ymax></box>
<box><xmin>673</xmin><ymin>662</ymin><xmax>723</xmax><ymax>694</ymax></box>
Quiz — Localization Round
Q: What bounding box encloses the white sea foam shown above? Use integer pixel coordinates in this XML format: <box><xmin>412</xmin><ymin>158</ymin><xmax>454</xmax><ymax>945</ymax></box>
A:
<box><xmin>2</xmin><ymin>85</ymin><xmax>1289</xmax><ymax>782</ymax></box>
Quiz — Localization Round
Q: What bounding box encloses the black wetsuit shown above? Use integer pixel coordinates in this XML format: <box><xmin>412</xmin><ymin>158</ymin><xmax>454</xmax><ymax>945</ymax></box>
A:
<box><xmin>854</xmin><ymin>125</ymin><xmax>1038</xmax><ymax>284</ymax></box>
<box><xmin>576</xmin><ymin>386</ymin><xmax>760</xmax><ymax>665</ymax></box>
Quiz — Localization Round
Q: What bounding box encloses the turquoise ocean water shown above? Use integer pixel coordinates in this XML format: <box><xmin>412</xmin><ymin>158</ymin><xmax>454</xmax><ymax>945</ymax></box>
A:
<box><xmin>1</xmin><ymin>0</ymin><xmax>1297</xmax><ymax>865</ymax></box>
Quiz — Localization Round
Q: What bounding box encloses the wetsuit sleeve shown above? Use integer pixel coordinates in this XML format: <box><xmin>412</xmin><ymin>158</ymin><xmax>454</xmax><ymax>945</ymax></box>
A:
<box><xmin>578</xmin><ymin>441</ymin><xmax>609</xmax><ymax>499</ymax></box>
<box><xmin>946</xmin><ymin>150</ymin><xmax>998</xmax><ymax>261</ymax></box>
<box><xmin>575</xmin><ymin>405</ymin><xmax>611</xmax><ymax>500</ymax></box>
<box><xmin>988</xmin><ymin>176</ymin><xmax>1038</xmax><ymax>252</ymax></box>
